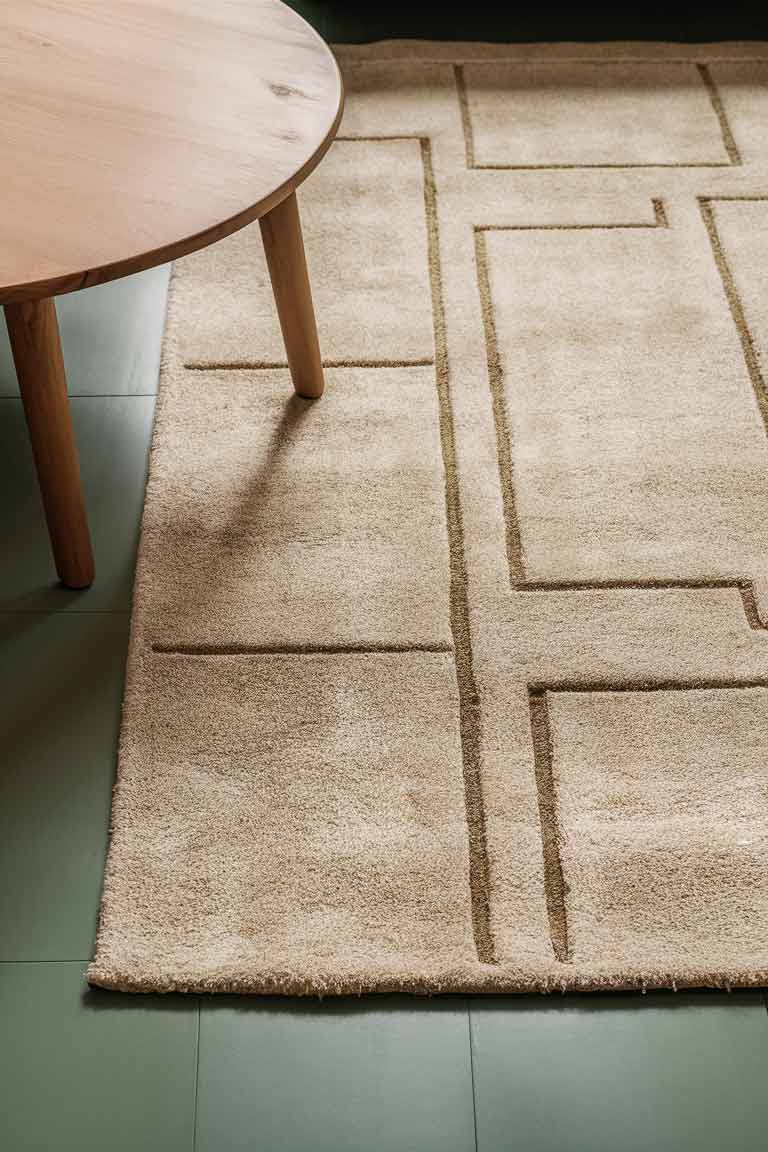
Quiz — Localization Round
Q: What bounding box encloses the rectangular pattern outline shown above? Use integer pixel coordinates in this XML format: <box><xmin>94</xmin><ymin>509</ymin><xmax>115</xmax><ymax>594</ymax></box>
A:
<box><xmin>183</xmin><ymin>138</ymin><xmax>437</xmax><ymax>372</ymax></box>
<box><xmin>475</xmin><ymin>204</ymin><xmax>768</xmax><ymax>631</ymax></box>
<box><xmin>529</xmin><ymin>678</ymin><xmax>768</xmax><ymax>963</ymax></box>
<box><xmin>456</xmin><ymin>62</ymin><xmax>741</xmax><ymax>169</ymax></box>
<box><xmin>156</xmin><ymin>134</ymin><xmax>498</xmax><ymax>967</ymax></box>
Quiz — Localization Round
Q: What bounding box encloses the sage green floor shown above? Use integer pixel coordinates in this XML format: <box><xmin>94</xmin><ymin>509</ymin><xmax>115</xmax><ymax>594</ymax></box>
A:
<box><xmin>2</xmin><ymin>271</ymin><xmax>768</xmax><ymax>1152</ymax></box>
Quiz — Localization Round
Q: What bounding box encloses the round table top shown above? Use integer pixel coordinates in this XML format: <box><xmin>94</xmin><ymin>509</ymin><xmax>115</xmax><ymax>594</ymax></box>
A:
<box><xmin>0</xmin><ymin>0</ymin><xmax>343</xmax><ymax>304</ymax></box>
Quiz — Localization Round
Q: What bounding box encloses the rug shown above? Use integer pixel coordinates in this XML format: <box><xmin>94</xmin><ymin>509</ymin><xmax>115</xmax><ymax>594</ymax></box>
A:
<box><xmin>89</xmin><ymin>41</ymin><xmax>768</xmax><ymax>994</ymax></box>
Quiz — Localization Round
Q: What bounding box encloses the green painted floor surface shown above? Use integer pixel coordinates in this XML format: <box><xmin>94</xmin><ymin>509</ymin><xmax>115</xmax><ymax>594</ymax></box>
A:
<box><xmin>1</xmin><ymin>270</ymin><xmax>768</xmax><ymax>1152</ymax></box>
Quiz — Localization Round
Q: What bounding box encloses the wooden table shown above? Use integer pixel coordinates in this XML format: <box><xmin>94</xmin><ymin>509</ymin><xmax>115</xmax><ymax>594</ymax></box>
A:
<box><xmin>0</xmin><ymin>0</ymin><xmax>343</xmax><ymax>588</ymax></box>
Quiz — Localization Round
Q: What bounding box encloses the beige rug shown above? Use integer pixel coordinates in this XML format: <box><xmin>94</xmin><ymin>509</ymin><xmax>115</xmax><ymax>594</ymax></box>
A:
<box><xmin>89</xmin><ymin>41</ymin><xmax>768</xmax><ymax>994</ymax></box>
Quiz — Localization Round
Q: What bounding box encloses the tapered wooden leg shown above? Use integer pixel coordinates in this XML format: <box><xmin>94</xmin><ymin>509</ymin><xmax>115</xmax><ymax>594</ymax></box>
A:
<box><xmin>259</xmin><ymin>191</ymin><xmax>325</xmax><ymax>399</ymax></box>
<box><xmin>4</xmin><ymin>297</ymin><xmax>94</xmax><ymax>589</ymax></box>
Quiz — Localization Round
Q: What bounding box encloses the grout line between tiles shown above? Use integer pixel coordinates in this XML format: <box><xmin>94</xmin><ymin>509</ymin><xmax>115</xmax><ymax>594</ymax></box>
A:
<box><xmin>466</xmin><ymin>1003</ymin><xmax>481</xmax><ymax>1152</ymax></box>
<box><xmin>0</xmin><ymin>958</ymin><xmax>90</xmax><ymax>964</ymax></box>
<box><xmin>192</xmin><ymin>1001</ymin><xmax>201</xmax><ymax>1152</ymax></box>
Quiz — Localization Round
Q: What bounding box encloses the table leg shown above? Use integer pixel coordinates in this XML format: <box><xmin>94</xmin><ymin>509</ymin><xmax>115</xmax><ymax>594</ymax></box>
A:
<box><xmin>4</xmin><ymin>297</ymin><xmax>94</xmax><ymax>589</ymax></box>
<box><xmin>259</xmin><ymin>190</ymin><xmax>325</xmax><ymax>399</ymax></box>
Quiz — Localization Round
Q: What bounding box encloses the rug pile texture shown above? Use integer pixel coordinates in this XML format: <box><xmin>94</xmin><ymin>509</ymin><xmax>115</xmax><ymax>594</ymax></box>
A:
<box><xmin>90</xmin><ymin>42</ymin><xmax>768</xmax><ymax>994</ymax></box>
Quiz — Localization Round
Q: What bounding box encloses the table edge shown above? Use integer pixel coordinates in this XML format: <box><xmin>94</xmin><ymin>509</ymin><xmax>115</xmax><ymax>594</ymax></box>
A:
<box><xmin>0</xmin><ymin>35</ymin><xmax>344</xmax><ymax>305</ymax></box>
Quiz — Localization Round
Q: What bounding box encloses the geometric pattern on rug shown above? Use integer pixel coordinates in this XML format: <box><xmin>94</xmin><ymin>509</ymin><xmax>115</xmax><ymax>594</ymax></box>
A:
<box><xmin>90</xmin><ymin>43</ymin><xmax>768</xmax><ymax>993</ymax></box>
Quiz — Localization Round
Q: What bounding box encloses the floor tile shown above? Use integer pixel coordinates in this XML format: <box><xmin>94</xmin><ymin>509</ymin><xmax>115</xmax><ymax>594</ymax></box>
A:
<box><xmin>0</xmin><ymin>963</ymin><xmax>197</xmax><ymax>1152</ymax></box>
<box><xmin>0</xmin><ymin>266</ymin><xmax>169</xmax><ymax>397</ymax></box>
<box><xmin>470</xmin><ymin>993</ymin><xmax>768</xmax><ymax>1152</ymax></box>
<box><xmin>0</xmin><ymin>613</ymin><xmax>128</xmax><ymax>960</ymax></box>
<box><xmin>196</xmin><ymin>996</ymin><xmax>476</xmax><ymax>1152</ymax></box>
<box><xmin>0</xmin><ymin>395</ymin><xmax>155</xmax><ymax>610</ymax></box>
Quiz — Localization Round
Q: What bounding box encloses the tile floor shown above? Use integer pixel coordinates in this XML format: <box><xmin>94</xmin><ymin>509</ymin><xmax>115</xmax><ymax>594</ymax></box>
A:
<box><xmin>1</xmin><ymin>268</ymin><xmax>767</xmax><ymax>1151</ymax></box>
